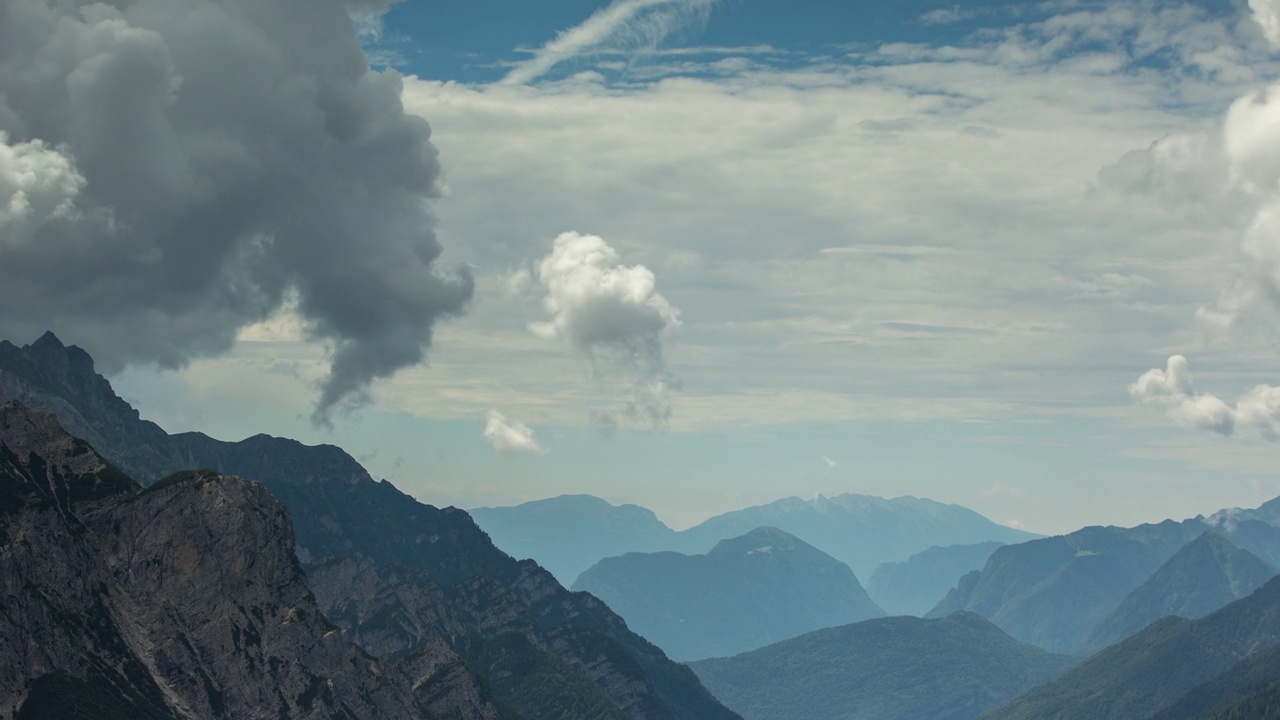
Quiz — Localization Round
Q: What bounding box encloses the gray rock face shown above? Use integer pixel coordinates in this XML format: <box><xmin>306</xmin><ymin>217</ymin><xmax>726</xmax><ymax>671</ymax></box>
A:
<box><xmin>0</xmin><ymin>401</ymin><xmax>424</xmax><ymax>719</ymax></box>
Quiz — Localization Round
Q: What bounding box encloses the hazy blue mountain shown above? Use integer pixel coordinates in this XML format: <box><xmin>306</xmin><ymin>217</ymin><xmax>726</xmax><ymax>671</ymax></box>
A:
<box><xmin>689</xmin><ymin>612</ymin><xmax>1074</xmax><ymax>720</ymax></box>
<box><xmin>470</xmin><ymin>491</ymin><xmax>1035</xmax><ymax>592</ymax></box>
<box><xmin>470</xmin><ymin>494</ymin><xmax>677</xmax><ymax>585</ymax></box>
<box><xmin>981</xmin><ymin>575</ymin><xmax>1280</xmax><ymax>720</ymax></box>
<box><xmin>675</xmin><ymin>494</ymin><xmax>1038</xmax><ymax>580</ymax></box>
<box><xmin>1077</xmin><ymin>531</ymin><xmax>1277</xmax><ymax>655</ymax></box>
<box><xmin>572</xmin><ymin>527</ymin><xmax>884</xmax><ymax>661</ymax></box>
<box><xmin>928</xmin><ymin>521</ymin><xmax>1210</xmax><ymax>653</ymax></box>
<box><xmin>866</xmin><ymin>541</ymin><xmax>1005</xmax><ymax>617</ymax></box>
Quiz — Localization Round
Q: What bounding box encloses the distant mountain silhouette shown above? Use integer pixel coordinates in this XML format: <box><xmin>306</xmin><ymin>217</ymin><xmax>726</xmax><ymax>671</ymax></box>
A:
<box><xmin>867</xmin><ymin>541</ymin><xmax>1005</xmax><ymax>616</ymax></box>
<box><xmin>689</xmin><ymin>612</ymin><xmax>1074</xmax><ymax>720</ymax></box>
<box><xmin>1077</xmin><ymin>531</ymin><xmax>1276</xmax><ymax>655</ymax></box>
<box><xmin>470</xmin><ymin>494</ymin><xmax>677</xmax><ymax>585</ymax></box>
<box><xmin>471</xmin><ymin>490</ymin><xmax>1038</xmax><ymax>588</ymax></box>
<box><xmin>573</xmin><ymin>527</ymin><xmax>884</xmax><ymax>660</ymax></box>
<box><xmin>673</xmin><ymin>493</ymin><xmax>1038</xmax><ymax>581</ymax></box>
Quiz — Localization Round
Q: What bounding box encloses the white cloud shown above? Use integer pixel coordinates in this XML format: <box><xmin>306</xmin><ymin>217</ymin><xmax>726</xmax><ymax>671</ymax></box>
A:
<box><xmin>482</xmin><ymin>410</ymin><xmax>544</xmax><ymax>454</ymax></box>
<box><xmin>529</xmin><ymin>231</ymin><xmax>680</xmax><ymax>428</ymax></box>
<box><xmin>1130</xmin><ymin>355</ymin><xmax>1280</xmax><ymax>439</ymax></box>
<box><xmin>503</xmin><ymin>0</ymin><xmax>719</xmax><ymax>85</ymax></box>
<box><xmin>1251</xmin><ymin>0</ymin><xmax>1280</xmax><ymax>46</ymax></box>
<box><xmin>0</xmin><ymin>133</ymin><xmax>92</xmax><ymax>243</ymax></box>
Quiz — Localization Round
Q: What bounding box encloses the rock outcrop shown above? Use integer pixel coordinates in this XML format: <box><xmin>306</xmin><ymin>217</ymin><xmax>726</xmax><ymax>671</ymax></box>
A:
<box><xmin>0</xmin><ymin>401</ymin><xmax>426</xmax><ymax>719</ymax></box>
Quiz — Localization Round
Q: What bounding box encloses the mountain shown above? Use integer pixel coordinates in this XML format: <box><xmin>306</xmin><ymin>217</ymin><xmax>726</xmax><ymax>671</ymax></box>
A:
<box><xmin>0</xmin><ymin>333</ymin><xmax>741</xmax><ymax>720</ymax></box>
<box><xmin>672</xmin><ymin>493</ymin><xmax>1037</xmax><ymax>581</ymax></box>
<box><xmin>1151</xmin><ymin>639</ymin><xmax>1280</xmax><ymax>720</ymax></box>
<box><xmin>866</xmin><ymin>541</ymin><xmax>1005</xmax><ymax>617</ymax></box>
<box><xmin>572</xmin><ymin>527</ymin><xmax>884</xmax><ymax>661</ymax></box>
<box><xmin>1077</xmin><ymin>531</ymin><xmax>1277</xmax><ymax>655</ymax></box>
<box><xmin>981</xmin><ymin>575</ymin><xmax>1280</xmax><ymax>720</ymax></box>
<box><xmin>927</xmin><ymin>521</ymin><xmax>1211</xmax><ymax>652</ymax></box>
<box><xmin>0</xmin><ymin>400</ymin><xmax>442</xmax><ymax>719</ymax></box>
<box><xmin>469</xmin><ymin>494</ymin><xmax>677</xmax><ymax>585</ymax></box>
<box><xmin>688</xmin><ymin>612</ymin><xmax>1074</xmax><ymax>720</ymax></box>
<box><xmin>470</xmin><ymin>491</ymin><xmax>1038</xmax><ymax>590</ymax></box>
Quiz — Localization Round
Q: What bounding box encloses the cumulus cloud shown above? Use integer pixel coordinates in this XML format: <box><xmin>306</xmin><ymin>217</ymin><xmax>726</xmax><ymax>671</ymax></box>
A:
<box><xmin>482</xmin><ymin>410</ymin><xmax>544</xmax><ymax>455</ymax></box>
<box><xmin>503</xmin><ymin>0</ymin><xmax>719</xmax><ymax>85</ymax></box>
<box><xmin>1101</xmin><ymin>1</ymin><xmax>1280</xmax><ymax>334</ymax></box>
<box><xmin>1130</xmin><ymin>355</ymin><xmax>1280</xmax><ymax>439</ymax></box>
<box><xmin>529</xmin><ymin>231</ymin><xmax>681</xmax><ymax>428</ymax></box>
<box><xmin>0</xmin><ymin>0</ymin><xmax>472</xmax><ymax>425</ymax></box>
<box><xmin>1251</xmin><ymin>0</ymin><xmax>1280</xmax><ymax>45</ymax></box>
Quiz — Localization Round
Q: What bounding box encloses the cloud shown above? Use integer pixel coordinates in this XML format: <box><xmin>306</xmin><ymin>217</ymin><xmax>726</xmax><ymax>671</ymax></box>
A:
<box><xmin>0</xmin><ymin>0</ymin><xmax>472</xmax><ymax>425</ymax></box>
<box><xmin>1251</xmin><ymin>0</ymin><xmax>1280</xmax><ymax>45</ymax></box>
<box><xmin>503</xmin><ymin>0</ymin><xmax>719</xmax><ymax>85</ymax></box>
<box><xmin>529</xmin><ymin>231</ymin><xmax>681</xmax><ymax>428</ymax></box>
<box><xmin>1130</xmin><ymin>355</ymin><xmax>1280</xmax><ymax>439</ymax></box>
<box><xmin>822</xmin><ymin>454</ymin><xmax>836</xmax><ymax>468</ymax></box>
<box><xmin>482</xmin><ymin>410</ymin><xmax>544</xmax><ymax>454</ymax></box>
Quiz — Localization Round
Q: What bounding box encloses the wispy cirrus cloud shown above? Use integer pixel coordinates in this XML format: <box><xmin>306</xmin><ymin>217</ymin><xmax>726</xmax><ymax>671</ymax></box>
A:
<box><xmin>502</xmin><ymin>0</ymin><xmax>721</xmax><ymax>85</ymax></box>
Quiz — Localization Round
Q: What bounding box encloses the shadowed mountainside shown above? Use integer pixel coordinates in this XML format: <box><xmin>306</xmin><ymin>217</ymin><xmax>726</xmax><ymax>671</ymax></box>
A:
<box><xmin>0</xmin><ymin>400</ymin><xmax>441</xmax><ymax>719</ymax></box>
<box><xmin>689</xmin><ymin>612</ymin><xmax>1074</xmax><ymax>720</ymax></box>
<box><xmin>0</xmin><ymin>333</ymin><xmax>740</xmax><ymax>720</ymax></box>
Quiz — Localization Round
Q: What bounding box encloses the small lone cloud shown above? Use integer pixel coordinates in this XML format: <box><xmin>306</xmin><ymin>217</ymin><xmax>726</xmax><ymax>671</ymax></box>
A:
<box><xmin>529</xmin><ymin>231</ymin><xmax>681</xmax><ymax>429</ymax></box>
<box><xmin>483</xmin><ymin>410</ymin><xmax>544</xmax><ymax>455</ymax></box>
<box><xmin>822</xmin><ymin>455</ymin><xmax>837</xmax><ymax>468</ymax></box>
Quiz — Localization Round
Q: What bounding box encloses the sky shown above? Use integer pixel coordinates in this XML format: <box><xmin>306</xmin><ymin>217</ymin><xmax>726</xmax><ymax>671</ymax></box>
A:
<box><xmin>7</xmin><ymin>0</ymin><xmax>1280</xmax><ymax>534</ymax></box>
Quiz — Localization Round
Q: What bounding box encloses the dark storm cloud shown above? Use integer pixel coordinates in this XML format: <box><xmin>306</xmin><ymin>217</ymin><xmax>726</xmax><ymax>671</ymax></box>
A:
<box><xmin>0</xmin><ymin>0</ymin><xmax>472</xmax><ymax>423</ymax></box>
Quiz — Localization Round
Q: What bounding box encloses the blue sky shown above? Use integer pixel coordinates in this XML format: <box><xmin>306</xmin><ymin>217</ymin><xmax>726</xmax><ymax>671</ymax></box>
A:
<box><xmin>95</xmin><ymin>0</ymin><xmax>1280</xmax><ymax>534</ymax></box>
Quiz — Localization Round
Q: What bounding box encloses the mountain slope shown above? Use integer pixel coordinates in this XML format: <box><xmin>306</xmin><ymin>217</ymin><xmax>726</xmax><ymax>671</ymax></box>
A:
<box><xmin>689</xmin><ymin>612</ymin><xmax>1074</xmax><ymax>720</ymax></box>
<box><xmin>866</xmin><ymin>541</ymin><xmax>1004</xmax><ymax>617</ymax></box>
<box><xmin>1078</xmin><ymin>531</ymin><xmax>1276</xmax><ymax>655</ymax></box>
<box><xmin>0</xmin><ymin>332</ymin><xmax>741</xmax><ymax>720</ymax></box>
<box><xmin>1152</xmin><ymin>639</ymin><xmax>1280</xmax><ymax>720</ymax></box>
<box><xmin>981</xmin><ymin>575</ymin><xmax>1280</xmax><ymax>720</ymax></box>
<box><xmin>928</xmin><ymin>521</ymin><xmax>1210</xmax><ymax>652</ymax></box>
<box><xmin>470</xmin><ymin>494</ymin><xmax>677</xmax><ymax>585</ymax></box>
<box><xmin>573</xmin><ymin>527</ymin><xmax>884</xmax><ymax>661</ymax></box>
<box><xmin>0</xmin><ymin>401</ymin><xmax>428</xmax><ymax>719</ymax></box>
<box><xmin>675</xmin><ymin>493</ymin><xmax>1037</xmax><ymax>580</ymax></box>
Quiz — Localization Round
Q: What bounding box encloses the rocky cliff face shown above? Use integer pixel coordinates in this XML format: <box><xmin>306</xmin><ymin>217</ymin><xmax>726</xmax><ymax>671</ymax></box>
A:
<box><xmin>0</xmin><ymin>334</ymin><xmax>741</xmax><ymax>720</ymax></box>
<box><xmin>0</xmin><ymin>401</ymin><xmax>426</xmax><ymax>719</ymax></box>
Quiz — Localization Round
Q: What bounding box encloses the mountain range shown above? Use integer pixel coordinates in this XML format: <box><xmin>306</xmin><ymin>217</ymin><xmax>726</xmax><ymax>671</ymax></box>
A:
<box><xmin>12</xmin><ymin>330</ymin><xmax>1280</xmax><ymax>719</ymax></box>
<box><xmin>1077</xmin><ymin>531</ymin><xmax>1276</xmax><ymax>655</ymax></box>
<box><xmin>571</xmin><ymin>527</ymin><xmax>884</xmax><ymax>661</ymax></box>
<box><xmin>471</xmin><ymin>491</ymin><xmax>1038</xmax><ymax>588</ymax></box>
<box><xmin>928</xmin><ymin>517</ymin><xmax>1280</xmax><ymax>654</ymax></box>
<box><xmin>0</xmin><ymin>332</ymin><xmax>739</xmax><ymax>720</ymax></box>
